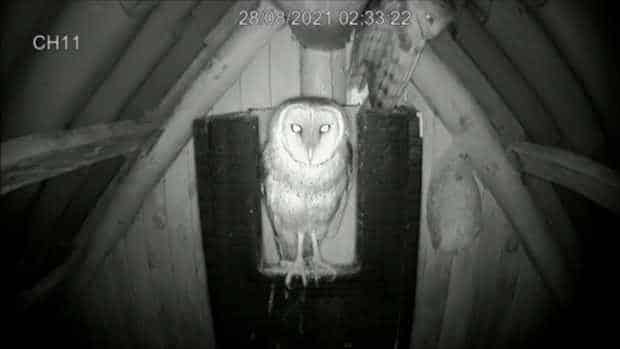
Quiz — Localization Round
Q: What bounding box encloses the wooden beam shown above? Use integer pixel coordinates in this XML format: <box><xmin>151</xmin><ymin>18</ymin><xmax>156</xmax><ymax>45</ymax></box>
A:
<box><xmin>472</xmin><ymin>0</ymin><xmax>604</xmax><ymax>155</ymax></box>
<box><xmin>20</xmin><ymin>0</ymin><xmax>285</xmax><ymax>309</ymax></box>
<box><xmin>452</xmin><ymin>6</ymin><xmax>562</xmax><ymax>146</ymax></box>
<box><xmin>430</xmin><ymin>30</ymin><xmax>582</xmax><ymax>347</ymax></box>
<box><xmin>432</xmin><ymin>31</ymin><xmax>579</xmax><ymax>264</ymax></box>
<box><xmin>511</xmin><ymin>142</ymin><xmax>620</xmax><ymax>215</ymax></box>
<box><xmin>77</xmin><ymin>0</ymin><xmax>284</xmax><ymax>289</ymax></box>
<box><xmin>430</xmin><ymin>32</ymin><xmax>525</xmax><ymax>147</ymax></box>
<box><xmin>1</xmin><ymin>0</ymin><xmax>158</xmax><ymax>139</ymax></box>
<box><xmin>410</xmin><ymin>44</ymin><xmax>574</xmax><ymax>305</ymax></box>
<box><xmin>1</xmin><ymin>120</ymin><xmax>158</xmax><ymax>195</ymax></box>
<box><xmin>522</xmin><ymin>0</ymin><xmax>618</xmax><ymax>136</ymax></box>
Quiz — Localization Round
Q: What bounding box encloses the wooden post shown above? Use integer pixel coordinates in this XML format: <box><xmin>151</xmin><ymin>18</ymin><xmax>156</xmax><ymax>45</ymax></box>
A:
<box><xmin>410</xmin><ymin>45</ymin><xmax>574</xmax><ymax>306</ymax></box>
<box><xmin>20</xmin><ymin>0</ymin><xmax>285</xmax><ymax>307</ymax></box>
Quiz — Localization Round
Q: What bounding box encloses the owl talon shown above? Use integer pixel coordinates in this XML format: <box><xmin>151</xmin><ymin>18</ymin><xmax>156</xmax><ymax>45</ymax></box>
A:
<box><xmin>310</xmin><ymin>257</ymin><xmax>337</xmax><ymax>284</ymax></box>
<box><xmin>281</xmin><ymin>259</ymin><xmax>307</xmax><ymax>289</ymax></box>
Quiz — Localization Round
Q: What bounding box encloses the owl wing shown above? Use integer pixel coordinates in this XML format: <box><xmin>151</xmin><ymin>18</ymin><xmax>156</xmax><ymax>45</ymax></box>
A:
<box><xmin>325</xmin><ymin>141</ymin><xmax>354</xmax><ymax>240</ymax></box>
<box><xmin>260</xmin><ymin>146</ymin><xmax>299</xmax><ymax>261</ymax></box>
<box><xmin>349</xmin><ymin>0</ymin><xmax>454</xmax><ymax>109</ymax></box>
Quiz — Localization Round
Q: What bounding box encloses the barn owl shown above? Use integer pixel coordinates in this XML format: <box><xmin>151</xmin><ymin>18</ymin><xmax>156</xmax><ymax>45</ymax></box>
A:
<box><xmin>262</xmin><ymin>97</ymin><xmax>352</xmax><ymax>288</ymax></box>
<box><xmin>349</xmin><ymin>0</ymin><xmax>454</xmax><ymax>109</ymax></box>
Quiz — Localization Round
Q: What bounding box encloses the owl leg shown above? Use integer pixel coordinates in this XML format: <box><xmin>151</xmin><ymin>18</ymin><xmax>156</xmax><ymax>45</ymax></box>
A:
<box><xmin>280</xmin><ymin>232</ymin><xmax>307</xmax><ymax>288</ymax></box>
<box><xmin>310</xmin><ymin>231</ymin><xmax>337</xmax><ymax>283</ymax></box>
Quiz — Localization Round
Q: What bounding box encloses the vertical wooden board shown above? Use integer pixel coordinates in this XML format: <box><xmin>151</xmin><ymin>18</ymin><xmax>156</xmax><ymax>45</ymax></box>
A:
<box><xmin>490</xmin><ymin>252</ymin><xmax>541</xmax><ymax>349</ymax></box>
<box><xmin>100</xmin><ymin>223</ymin><xmax>137</xmax><ymax>348</ymax></box>
<box><xmin>239</xmin><ymin>42</ymin><xmax>278</xmax><ymax>268</ymax></box>
<box><xmin>240</xmin><ymin>43</ymin><xmax>270</xmax><ymax>110</ymax></box>
<box><xmin>124</xmin><ymin>208</ymin><xmax>166</xmax><ymax>349</ymax></box>
<box><xmin>470</xmin><ymin>183</ymin><xmax>520</xmax><ymax>349</ymax></box>
<box><xmin>97</xmin><ymin>245</ymin><xmax>132</xmax><ymax>348</ymax></box>
<box><xmin>79</xmin><ymin>253</ymin><xmax>115</xmax><ymax>348</ymax></box>
<box><xmin>195</xmin><ymin>117</ymin><xmax>264</xmax><ymax>348</ymax></box>
<box><xmin>162</xmin><ymin>144</ymin><xmax>199</xmax><ymax>348</ymax></box>
<box><xmin>330</xmin><ymin>48</ymin><xmax>347</xmax><ymax>103</ymax></box>
<box><xmin>198</xmin><ymin>76</ymin><xmax>243</xmax><ymax>347</ymax></box>
<box><xmin>142</xmin><ymin>179</ymin><xmax>179</xmax><ymax>348</ymax></box>
<box><xmin>186</xmin><ymin>137</ymin><xmax>217</xmax><ymax>348</ymax></box>
<box><xmin>356</xmin><ymin>110</ymin><xmax>419</xmax><ymax>349</ymax></box>
<box><xmin>269</xmin><ymin>27</ymin><xmax>301</xmax><ymax>106</ymax></box>
<box><xmin>438</xmin><ymin>249</ymin><xmax>476</xmax><ymax>349</ymax></box>
<box><xmin>301</xmin><ymin>48</ymin><xmax>333</xmax><ymax>96</ymax></box>
<box><xmin>119</xmin><ymin>235</ymin><xmax>143</xmax><ymax>348</ymax></box>
<box><xmin>403</xmin><ymin>116</ymin><xmax>423</xmax><ymax>348</ymax></box>
<box><xmin>405</xmin><ymin>84</ymin><xmax>452</xmax><ymax>349</ymax></box>
<box><xmin>179</xmin><ymin>141</ymin><xmax>214</xmax><ymax>348</ymax></box>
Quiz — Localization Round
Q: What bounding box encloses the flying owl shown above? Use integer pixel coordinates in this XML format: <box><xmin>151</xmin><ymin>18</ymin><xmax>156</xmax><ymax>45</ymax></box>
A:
<box><xmin>262</xmin><ymin>97</ymin><xmax>353</xmax><ymax>288</ymax></box>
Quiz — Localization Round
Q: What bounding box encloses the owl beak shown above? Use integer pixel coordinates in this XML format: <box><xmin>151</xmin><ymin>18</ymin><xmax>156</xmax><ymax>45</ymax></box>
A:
<box><xmin>307</xmin><ymin>148</ymin><xmax>314</xmax><ymax>163</ymax></box>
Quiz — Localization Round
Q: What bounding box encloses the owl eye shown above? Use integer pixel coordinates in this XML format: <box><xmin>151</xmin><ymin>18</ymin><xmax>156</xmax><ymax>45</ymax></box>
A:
<box><xmin>319</xmin><ymin>124</ymin><xmax>331</xmax><ymax>134</ymax></box>
<box><xmin>290</xmin><ymin>123</ymin><xmax>302</xmax><ymax>134</ymax></box>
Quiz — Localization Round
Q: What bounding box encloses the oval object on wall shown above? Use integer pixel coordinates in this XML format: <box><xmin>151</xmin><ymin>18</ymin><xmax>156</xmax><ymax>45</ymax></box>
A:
<box><xmin>427</xmin><ymin>144</ymin><xmax>481</xmax><ymax>253</ymax></box>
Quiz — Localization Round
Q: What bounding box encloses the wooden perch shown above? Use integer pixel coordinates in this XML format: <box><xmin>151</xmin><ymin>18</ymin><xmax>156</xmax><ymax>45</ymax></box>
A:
<box><xmin>511</xmin><ymin>142</ymin><xmax>620</xmax><ymax>215</ymax></box>
<box><xmin>1</xmin><ymin>120</ymin><xmax>158</xmax><ymax>194</ymax></box>
<box><xmin>410</xmin><ymin>45</ymin><xmax>574</xmax><ymax>305</ymax></box>
<box><xmin>20</xmin><ymin>0</ymin><xmax>284</xmax><ymax>308</ymax></box>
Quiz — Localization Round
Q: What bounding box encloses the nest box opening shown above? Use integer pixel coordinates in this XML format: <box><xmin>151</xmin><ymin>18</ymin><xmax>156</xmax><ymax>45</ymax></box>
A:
<box><xmin>192</xmin><ymin>106</ymin><xmax>422</xmax><ymax>348</ymax></box>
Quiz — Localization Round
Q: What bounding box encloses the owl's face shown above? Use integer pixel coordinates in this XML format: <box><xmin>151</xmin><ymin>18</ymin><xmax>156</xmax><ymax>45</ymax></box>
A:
<box><xmin>275</xmin><ymin>101</ymin><xmax>346</xmax><ymax>166</ymax></box>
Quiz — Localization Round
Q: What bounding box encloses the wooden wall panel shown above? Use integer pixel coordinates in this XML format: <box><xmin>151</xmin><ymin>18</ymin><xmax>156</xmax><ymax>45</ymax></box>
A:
<box><xmin>405</xmin><ymin>81</ymin><xmax>530</xmax><ymax>349</ymax></box>
<box><xmin>82</xmin><ymin>25</ymin><xmax>303</xmax><ymax>348</ymax></box>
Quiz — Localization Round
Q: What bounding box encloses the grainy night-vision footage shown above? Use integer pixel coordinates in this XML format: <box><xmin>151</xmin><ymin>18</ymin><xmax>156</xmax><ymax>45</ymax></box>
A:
<box><xmin>4</xmin><ymin>0</ymin><xmax>619</xmax><ymax>349</ymax></box>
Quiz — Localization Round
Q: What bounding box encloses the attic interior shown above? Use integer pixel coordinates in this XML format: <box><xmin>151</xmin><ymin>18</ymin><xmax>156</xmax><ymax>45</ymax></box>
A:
<box><xmin>3</xmin><ymin>0</ymin><xmax>619</xmax><ymax>348</ymax></box>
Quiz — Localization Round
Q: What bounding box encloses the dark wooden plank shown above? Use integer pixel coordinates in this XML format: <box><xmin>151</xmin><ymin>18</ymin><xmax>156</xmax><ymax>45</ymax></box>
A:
<box><xmin>194</xmin><ymin>116</ymin><xmax>265</xmax><ymax>348</ymax></box>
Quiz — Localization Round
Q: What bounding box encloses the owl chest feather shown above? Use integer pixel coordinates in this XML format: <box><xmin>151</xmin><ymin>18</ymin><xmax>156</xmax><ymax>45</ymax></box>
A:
<box><xmin>263</xmin><ymin>142</ymin><xmax>349</xmax><ymax>231</ymax></box>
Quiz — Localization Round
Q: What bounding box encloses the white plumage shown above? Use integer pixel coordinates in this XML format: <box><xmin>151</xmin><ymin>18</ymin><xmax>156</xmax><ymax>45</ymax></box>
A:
<box><xmin>262</xmin><ymin>97</ymin><xmax>352</xmax><ymax>288</ymax></box>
